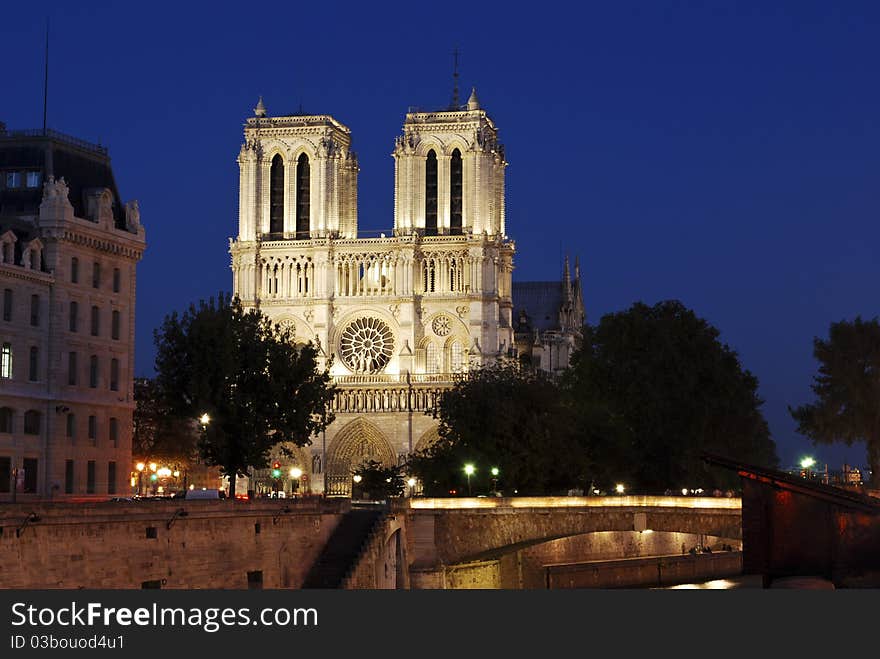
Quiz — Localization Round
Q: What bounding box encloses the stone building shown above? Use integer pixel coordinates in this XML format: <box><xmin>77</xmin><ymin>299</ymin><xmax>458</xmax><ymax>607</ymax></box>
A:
<box><xmin>513</xmin><ymin>255</ymin><xmax>585</xmax><ymax>375</ymax></box>
<box><xmin>0</xmin><ymin>124</ymin><xmax>145</xmax><ymax>499</ymax></box>
<box><xmin>230</xmin><ymin>91</ymin><xmax>580</xmax><ymax>496</ymax></box>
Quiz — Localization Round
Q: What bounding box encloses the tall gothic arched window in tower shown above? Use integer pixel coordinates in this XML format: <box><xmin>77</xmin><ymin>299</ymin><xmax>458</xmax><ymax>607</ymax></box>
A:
<box><xmin>269</xmin><ymin>154</ymin><xmax>284</xmax><ymax>235</ymax></box>
<box><xmin>296</xmin><ymin>153</ymin><xmax>310</xmax><ymax>239</ymax></box>
<box><xmin>425</xmin><ymin>150</ymin><xmax>438</xmax><ymax>236</ymax></box>
<box><xmin>450</xmin><ymin>148</ymin><xmax>463</xmax><ymax>235</ymax></box>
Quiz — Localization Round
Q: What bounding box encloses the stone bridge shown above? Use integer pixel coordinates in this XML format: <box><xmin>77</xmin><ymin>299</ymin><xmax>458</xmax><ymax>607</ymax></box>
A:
<box><xmin>347</xmin><ymin>496</ymin><xmax>743</xmax><ymax>589</ymax></box>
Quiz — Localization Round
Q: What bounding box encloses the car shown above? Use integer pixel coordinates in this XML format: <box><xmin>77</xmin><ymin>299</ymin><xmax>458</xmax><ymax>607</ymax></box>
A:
<box><xmin>185</xmin><ymin>488</ymin><xmax>223</xmax><ymax>500</ymax></box>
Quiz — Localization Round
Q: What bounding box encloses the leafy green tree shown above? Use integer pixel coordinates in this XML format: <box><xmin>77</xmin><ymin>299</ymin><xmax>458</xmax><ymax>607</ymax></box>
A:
<box><xmin>351</xmin><ymin>459</ymin><xmax>406</xmax><ymax>500</ymax></box>
<box><xmin>565</xmin><ymin>300</ymin><xmax>778</xmax><ymax>492</ymax></box>
<box><xmin>153</xmin><ymin>293</ymin><xmax>335</xmax><ymax>498</ymax></box>
<box><xmin>409</xmin><ymin>363</ymin><xmax>593</xmax><ymax>496</ymax></box>
<box><xmin>789</xmin><ymin>316</ymin><xmax>880</xmax><ymax>488</ymax></box>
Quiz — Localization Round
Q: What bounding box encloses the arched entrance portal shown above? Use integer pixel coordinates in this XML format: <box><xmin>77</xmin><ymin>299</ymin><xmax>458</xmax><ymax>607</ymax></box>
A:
<box><xmin>325</xmin><ymin>418</ymin><xmax>395</xmax><ymax>496</ymax></box>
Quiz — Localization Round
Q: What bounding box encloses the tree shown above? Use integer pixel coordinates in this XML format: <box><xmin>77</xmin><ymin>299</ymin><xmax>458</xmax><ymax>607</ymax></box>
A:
<box><xmin>351</xmin><ymin>459</ymin><xmax>406</xmax><ymax>500</ymax></box>
<box><xmin>409</xmin><ymin>362</ymin><xmax>593</xmax><ymax>496</ymax></box>
<box><xmin>153</xmin><ymin>293</ymin><xmax>336</xmax><ymax>498</ymax></box>
<box><xmin>789</xmin><ymin>316</ymin><xmax>880</xmax><ymax>488</ymax></box>
<box><xmin>565</xmin><ymin>300</ymin><xmax>778</xmax><ymax>492</ymax></box>
<box><xmin>132</xmin><ymin>377</ymin><xmax>199</xmax><ymax>467</ymax></box>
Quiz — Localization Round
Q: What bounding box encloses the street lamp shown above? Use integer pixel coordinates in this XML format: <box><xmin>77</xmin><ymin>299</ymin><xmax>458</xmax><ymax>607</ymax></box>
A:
<box><xmin>407</xmin><ymin>477</ymin><xmax>417</xmax><ymax>497</ymax></box>
<box><xmin>490</xmin><ymin>467</ymin><xmax>499</xmax><ymax>495</ymax></box>
<box><xmin>464</xmin><ymin>464</ymin><xmax>475</xmax><ymax>496</ymax></box>
<box><xmin>289</xmin><ymin>467</ymin><xmax>302</xmax><ymax>498</ymax></box>
<box><xmin>615</xmin><ymin>483</ymin><xmax>625</xmax><ymax>494</ymax></box>
<box><xmin>800</xmin><ymin>456</ymin><xmax>816</xmax><ymax>479</ymax></box>
<box><xmin>199</xmin><ymin>413</ymin><xmax>210</xmax><ymax>426</ymax></box>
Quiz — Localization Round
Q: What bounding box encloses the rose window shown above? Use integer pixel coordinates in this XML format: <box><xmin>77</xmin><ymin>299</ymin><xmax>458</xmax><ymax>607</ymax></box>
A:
<box><xmin>339</xmin><ymin>317</ymin><xmax>394</xmax><ymax>373</ymax></box>
<box><xmin>431</xmin><ymin>314</ymin><xmax>451</xmax><ymax>337</ymax></box>
<box><xmin>276</xmin><ymin>319</ymin><xmax>296</xmax><ymax>340</ymax></box>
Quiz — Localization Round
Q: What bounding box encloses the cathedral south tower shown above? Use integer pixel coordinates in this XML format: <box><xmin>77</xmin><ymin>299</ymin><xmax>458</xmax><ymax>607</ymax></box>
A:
<box><xmin>229</xmin><ymin>91</ymin><xmax>514</xmax><ymax>496</ymax></box>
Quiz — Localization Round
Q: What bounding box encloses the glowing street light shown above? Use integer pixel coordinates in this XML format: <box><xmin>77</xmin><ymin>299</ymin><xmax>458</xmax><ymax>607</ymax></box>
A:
<box><xmin>199</xmin><ymin>413</ymin><xmax>210</xmax><ymax>426</ymax></box>
<box><xmin>136</xmin><ymin>462</ymin><xmax>145</xmax><ymax>472</ymax></box>
<box><xmin>800</xmin><ymin>456</ymin><xmax>815</xmax><ymax>470</ymax></box>
<box><xmin>464</xmin><ymin>464</ymin><xmax>475</xmax><ymax>496</ymax></box>
<box><xmin>289</xmin><ymin>467</ymin><xmax>302</xmax><ymax>479</ymax></box>
<box><xmin>615</xmin><ymin>483</ymin><xmax>625</xmax><ymax>494</ymax></box>
<box><xmin>490</xmin><ymin>467</ymin><xmax>500</xmax><ymax>494</ymax></box>
<box><xmin>149</xmin><ymin>463</ymin><xmax>157</xmax><ymax>473</ymax></box>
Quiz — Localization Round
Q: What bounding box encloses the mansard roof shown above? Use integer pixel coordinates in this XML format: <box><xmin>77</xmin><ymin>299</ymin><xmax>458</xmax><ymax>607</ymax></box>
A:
<box><xmin>0</xmin><ymin>128</ymin><xmax>125</xmax><ymax>229</ymax></box>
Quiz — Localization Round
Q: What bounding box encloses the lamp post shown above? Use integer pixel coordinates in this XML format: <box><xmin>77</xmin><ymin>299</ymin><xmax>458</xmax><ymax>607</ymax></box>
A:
<box><xmin>490</xmin><ymin>467</ymin><xmax>499</xmax><ymax>495</ymax></box>
<box><xmin>800</xmin><ymin>456</ymin><xmax>816</xmax><ymax>479</ymax></box>
<box><xmin>136</xmin><ymin>462</ymin><xmax>145</xmax><ymax>496</ymax></box>
<box><xmin>464</xmin><ymin>464</ymin><xmax>475</xmax><ymax>496</ymax></box>
<box><xmin>289</xmin><ymin>467</ymin><xmax>302</xmax><ymax>498</ymax></box>
<box><xmin>407</xmin><ymin>477</ymin><xmax>417</xmax><ymax>498</ymax></box>
<box><xmin>352</xmin><ymin>473</ymin><xmax>362</xmax><ymax>499</ymax></box>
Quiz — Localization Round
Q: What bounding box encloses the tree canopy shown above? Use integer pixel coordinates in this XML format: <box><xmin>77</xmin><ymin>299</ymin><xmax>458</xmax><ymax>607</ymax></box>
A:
<box><xmin>132</xmin><ymin>376</ymin><xmax>199</xmax><ymax>467</ymax></box>
<box><xmin>789</xmin><ymin>316</ymin><xmax>880</xmax><ymax>488</ymax></box>
<box><xmin>564</xmin><ymin>300</ymin><xmax>778</xmax><ymax>492</ymax></box>
<box><xmin>408</xmin><ymin>362</ymin><xmax>594</xmax><ymax>496</ymax></box>
<box><xmin>153</xmin><ymin>293</ymin><xmax>336</xmax><ymax>497</ymax></box>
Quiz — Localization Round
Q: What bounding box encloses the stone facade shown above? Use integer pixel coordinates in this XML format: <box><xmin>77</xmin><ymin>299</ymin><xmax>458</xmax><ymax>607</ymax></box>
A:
<box><xmin>0</xmin><ymin>127</ymin><xmax>145</xmax><ymax>499</ymax></box>
<box><xmin>229</xmin><ymin>92</ymin><xmax>515</xmax><ymax>495</ymax></box>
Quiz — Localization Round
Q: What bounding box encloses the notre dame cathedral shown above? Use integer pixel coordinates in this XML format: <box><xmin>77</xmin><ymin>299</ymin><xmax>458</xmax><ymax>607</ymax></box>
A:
<box><xmin>229</xmin><ymin>88</ymin><xmax>584</xmax><ymax>496</ymax></box>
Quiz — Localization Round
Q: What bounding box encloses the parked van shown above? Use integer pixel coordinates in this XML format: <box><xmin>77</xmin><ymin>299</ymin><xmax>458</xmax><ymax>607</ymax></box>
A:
<box><xmin>185</xmin><ymin>488</ymin><xmax>223</xmax><ymax>500</ymax></box>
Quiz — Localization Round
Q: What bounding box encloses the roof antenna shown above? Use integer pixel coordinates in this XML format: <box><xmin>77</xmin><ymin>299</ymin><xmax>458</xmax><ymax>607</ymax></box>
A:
<box><xmin>42</xmin><ymin>17</ymin><xmax>49</xmax><ymax>135</ymax></box>
<box><xmin>450</xmin><ymin>46</ymin><xmax>460</xmax><ymax>110</ymax></box>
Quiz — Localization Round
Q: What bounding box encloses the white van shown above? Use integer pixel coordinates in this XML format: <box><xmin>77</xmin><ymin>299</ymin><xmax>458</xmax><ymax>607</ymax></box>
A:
<box><xmin>185</xmin><ymin>488</ymin><xmax>223</xmax><ymax>500</ymax></box>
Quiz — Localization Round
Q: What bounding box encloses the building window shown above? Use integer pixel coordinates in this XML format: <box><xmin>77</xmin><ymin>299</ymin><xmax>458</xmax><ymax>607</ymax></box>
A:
<box><xmin>1</xmin><ymin>343</ymin><xmax>12</xmax><ymax>379</ymax></box>
<box><xmin>270</xmin><ymin>154</ymin><xmax>284</xmax><ymax>234</ymax></box>
<box><xmin>0</xmin><ymin>407</ymin><xmax>12</xmax><ymax>433</ymax></box>
<box><xmin>88</xmin><ymin>415</ymin><xmax>97</xmax><ymax>445</ymax></box>
<box><xmin>425</xmin><ymin>150</ymin><xmax>438</xmax><ymax>235</ymax></box>
<box><xmin>23</xmin><ymin>410</ymin><xmax>40</xmax><ymax>435</ymax></box>
<box><xmin>113</xmin><ymin>268</ymin><xmax>120</xmax><ymax>293</ymax></box>
<box><xmin>90</xmin><ymin>306</ymin><xmax>100</xmax><ymax>336</ymax></box>
<box><xmin>65</xmin><ymin>460</ymin><xmax>74</xmax><ymax>494</ymax></box>
<box><xmin>68</xmin><ymin>351</ymin><xmax>77</xmax><ymax>385</ymax></box>
<box><xmin>89</xmin><ymin>355</ymin><xmax>98</xmax><ymax>388</ymax></box>
<box><xmin>28</xmin><ymin>346</ymin><xmax>38</xmax><ymax>381</ymax></box>
<box><xmin>450</xmin><ymin>341</ymin><xmax>464</xmax><ymax>373</ymax></box>
<box><xmin>426</xmin><ymin>343</ymin><xmax>439</xmax><ymax>374</ymax></box>
<box><xmin>66</xmin><ymin>412</ymin><xmax>75</xmax><ymax>439</ymax></box>
<box><xmin>3</xmin><ymin>289</ymin><xmax>12</xmax><ymax>321</ymax></box>
<box><xmin>92</xmin><ymin>262</ymin><xmax>100</xmax><ymax>289</ymax></box>
<box><xmin>5</xmin><ymin>172</ymin><xmax>21</xmax><ymax>188</ymax></box>
<box><xmin>110</xmin><ymin>358</ymin><xmax>119</xmax><ymax>391</ymax></box>
<box><xmin>108</xmin><ymin>462</ymin><xmax>116</xmax><ymax>495</ymax></box>
<box><xmin>26</xmin><ymin>172</ymin><xmax>41</xmax><ymax>188</ymax></box>
<box><xmin>112</xmin><ymin>310</ymin><xmax>120</xmax><ymax>340</ymax></box>
<box><xmin>86</xmin><ymin>460</ymin><xmax>96</xmax><ymax>494</ymax></box>
<box><xmin>69</xmin><ymin>301</ymin><xmax>78</xmax><ymax>332</ymax></box>
<box><xmin>109</xmin><ymin>417</ymin><xmax>118</xmax><ymax>448</ymax></box>
<box><xmin>450</xmin><ymin>148</ymin><xmax>463</xmax><ymax>234</ymax></box>
<box><xmin>0</xmin><ymin>457</ymin><xmax>9</xmax><ymax>493</ymax></box>
<box><xmin>296</xmin><ymin>153</ymin><xmax>310</xmax><ymax>239</ymax></box>
<box><xmin>23</xmin><ymin>457</ymin><xmax>37</xmax><ymax>493</ymax></box>
<box><xmin>71</xmin><ymin>257</ymin><xmax>79</xmax><ymax>283</ymax></box>
<box><xmin>30</xmin><ymin>294</ymin><xmax>39</xmax><ymax>326</ymax></box>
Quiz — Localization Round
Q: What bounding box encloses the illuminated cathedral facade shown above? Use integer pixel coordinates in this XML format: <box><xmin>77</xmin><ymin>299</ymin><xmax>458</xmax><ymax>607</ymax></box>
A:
<box><xmin>229</xmin><ymin>90</ymin><xmax>579</xmax><ymax>495</ymax></box>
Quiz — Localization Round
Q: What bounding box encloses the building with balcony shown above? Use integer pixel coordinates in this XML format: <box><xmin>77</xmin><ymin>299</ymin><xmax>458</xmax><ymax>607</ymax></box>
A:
<box><xmin>0</xmin><ymin>123</ymin><xmax>146</xmax><ymax>498</ymax></box>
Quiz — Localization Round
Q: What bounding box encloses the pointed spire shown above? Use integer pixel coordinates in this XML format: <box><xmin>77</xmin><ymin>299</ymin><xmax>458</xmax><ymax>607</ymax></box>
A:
<box><xmin>450</xmin><ymin>47</ymin><xmax>460</xmax><ymax>109</ymax></box>
<box><xmin>467</xmin><ymin>87</ymin><xmax>480</xmax><ymax>110</ymax></box>
<box><xmin>254</xmin><ymin>96</ymin><xmax>267</xmax><ymax>117</ymax></box>
<box><xmin>574</xmin><ymin>255</ymin><xmax>580</xmax><ymax>281</ymax></box>
<box><xmin>563</xmin><ymin>254</ymin><xmax>573</xmax><ymax>303</ymax></box>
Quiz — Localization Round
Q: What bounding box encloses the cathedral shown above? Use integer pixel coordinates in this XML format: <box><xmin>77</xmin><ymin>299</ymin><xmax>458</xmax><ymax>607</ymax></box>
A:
<box><xmin>229</xmin><ymin>89</ymin><xmax>582</xmax><ymax>496</ymax></box>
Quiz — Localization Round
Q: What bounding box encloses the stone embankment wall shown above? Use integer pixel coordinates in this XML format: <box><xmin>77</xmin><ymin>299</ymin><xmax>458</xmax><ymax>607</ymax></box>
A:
<box><xmin>0</xmin><ymin>499</ymin><xmax>348</xmax><ymax>589</ymax></box>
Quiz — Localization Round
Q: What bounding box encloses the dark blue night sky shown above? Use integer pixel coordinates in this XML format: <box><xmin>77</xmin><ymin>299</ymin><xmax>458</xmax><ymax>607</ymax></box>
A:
<box><xmin>3</xmin><ymin>1</ymin><xmax>878</xmax><ymax>472</ymax></box>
